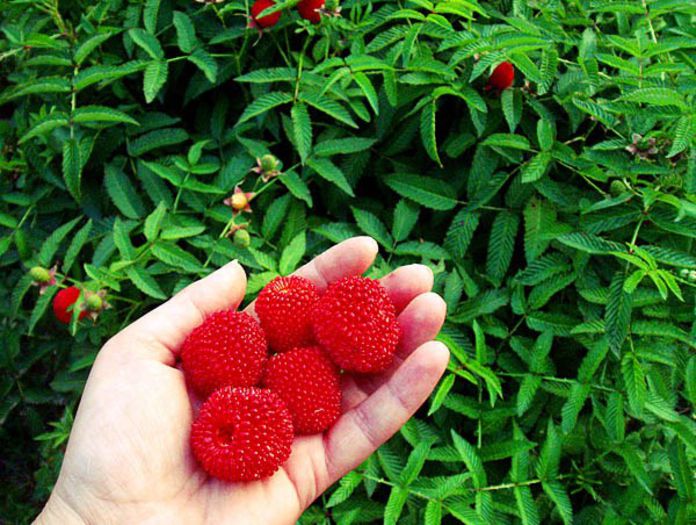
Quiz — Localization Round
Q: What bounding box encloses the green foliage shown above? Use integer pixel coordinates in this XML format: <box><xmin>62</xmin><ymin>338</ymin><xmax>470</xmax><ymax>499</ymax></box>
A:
<box><xmin>1</xmin><ymin>0</ymin><xmax>695</xmax><ymax>523</ymax></box>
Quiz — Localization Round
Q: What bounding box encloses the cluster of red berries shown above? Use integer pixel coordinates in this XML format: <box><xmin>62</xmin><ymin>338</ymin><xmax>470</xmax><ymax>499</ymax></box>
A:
<box><xmin>183</xmin><ymin>274</ymin><xmax>400</xmax><ymax>482</ymax></box>
<box><xmin>250</xmin><ymin>0</ymin><xmax>326</xmax><ymax>28</ymax></box>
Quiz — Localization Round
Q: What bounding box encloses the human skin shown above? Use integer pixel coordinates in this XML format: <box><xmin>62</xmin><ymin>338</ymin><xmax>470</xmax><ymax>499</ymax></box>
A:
<box><xmin>35</xmin><ymin>237</ymin><xmax>449</xmax><ymax>525</ymax></box>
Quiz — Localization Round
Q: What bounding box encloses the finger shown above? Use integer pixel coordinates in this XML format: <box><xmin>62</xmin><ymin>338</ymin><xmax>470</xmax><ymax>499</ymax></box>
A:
<box><xmin>322</xmin><ymin>341</ymin><xmax>449</xmax><ymax>488</ymax></box>
<box><xmin>380</xmin><ymin>264</ymin><xmax>433</xmax><ymax>314</ymax></box>
<box><xmin>110</xmin><ymin>261</ymin><xmax>247</xmax><ymax>364</ymax></box>
<box><xmin>245</xmin><ymin>236</ymin><xmax>378</xmax><ymax>315</ymax></box>
<box><xmin>341</xmin><ymin>292</ymin><xmax>447</xmax><ymax>410</ymax></box>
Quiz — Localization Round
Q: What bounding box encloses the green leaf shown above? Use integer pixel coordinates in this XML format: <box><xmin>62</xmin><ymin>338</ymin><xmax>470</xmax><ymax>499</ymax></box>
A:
<box><xmin>104</xmin><ymin>164</ymin><xmax>146</xmax><ymax>219</ymax></box>
<box><xmin>451</xmin><ymin>430</ymin><xmax>486</xmax><ymax>487</ymax></box>
<box><xmin>384</xmin><ymin>486</ymin><xmax>409</xmax><ymax>525</ymax></box>
<box><xmin>152</xmin><ymin>243</ymin><xmax>203</xmax><ymax>273</ymax></box>
<box><xmin>19</xmin><ymin>112</ymin><xmax>69</xmax><ymax>143</ymax></box>
<box><xmin>400</xmin><ymin>441</ymin><xmax>432</xmax><ymax>485</ymax></box>
<box><xmin>619</xmin><ymin>87</ymin><xmax>687</xmax><ymax>110</ymax></box>
<box><xmin>541</xmin><ymin>481</ymin><xmax>573</xmax><ymax>525</ymax></box>
<box><xmin>621</xmin><ymin>352</ymin><xmax>646</xmax><ymax>415</ymax></box>
<box><xmin>280</xmin><ymin>171</ymin><xmax>313</xmax><ymax>207</ymax></box>
<box><xmin>351</xmin><ymin>207</ymin><xmax>392</xmax><ymax>248</ymax></box>
<box><xmin>307</xmin><ymin>158</ymin><xmax>354</xmax><ymax>196</ymax></box>
<box><xmin>113</xmin><ymin>217</ymin><xmax>136</xmax><ymax>260</ymax></box>
<box><xmin>144</xmin><ymin>202</ymin><xmax>167</xmax><ymax>241</ymax></box>
<box><xmin>561</xmin><ymin>382</ymin><xmax>590</xmax><ymax>433</ymax></box>
<box><xmin>669</xmin><ymin>439</ymin><xmax>694</xmax><ymax>500</ymax></box>
<box><xmin>516</xmin><ymin>375</ymin><xmax>542</xmax><ymax>416</ymax></box>
<box><xmin>279</xmin><ymin>231</ymin><xmax>306</xmax><ymax>275</ymax></box>
<box><xmin>616</xmin><ymin>444</ymin><xmax>652</xmax><ymax>494</ymax></box>
<box><xmin>38</xmin><ymin>217</ymin><xmax>81</xmax><ymax>267</ymax></box>
<box><xmin>74</xmin><ymin>32</ymin><xmax>116</xmax><ymax>65</ymax></box>
<box><xmin>188</xmin><ymin>49</ymin><xmax>218</xmax><ymax>83</ymax></box>
<box><xmin>143</xmin><ymin>0</ymin><xmax>161</xmax><ymax>33</ymax></box>
<box><xmin>237</xmin><ymin>92</ymin><xmax>294</xmax><ymax>125</ymax></box>
<box><xmin>28</xmin><ymin>287</ymin><xmax>58</xmax><ymax>335</ymax></box>
<box><xmin>482</xmin><ymin>133</ymin><xmax>531</xmax><ymax>151</ymax></box>
<box><xmin>429</xmin><ymin>373</ymin><xmax>455</xmax><ymax>416</ymax></box>
<box><xmin>62</xmin><ymin>138</ymin><xmax>82</xmax><ymax>201</ymax></box>
<box><xmin>486</xmin><ymin>211</ymin><xmax>519</xmax><ymax>286</ymax></box>
<box><xmin>523</xmin><ymin>197</ymin><xmax>555</xmax><ymax>262</ymax></box>
<box><xmin>125</xmin><ymin>266</ymin><xmax>167</xmax><ymax>300</ymax></box>
<box><xmin>291</xmin><ymin>103</ymin><xmax>312</xmax><ymax>164</ymax></box>
<box><xmin>129</xmin><ymin>28</ymin><xmax>163</xmax><ymax>59</ymax></box>
<box><xmin>536</xmin><ymin>420</ymin><xmax>560</xmax><ymax>479</ymax></box>
<box><xmin>313</xmin><ymin>137</ymin><xmax>376</xmax><ymax>156</ymax></box>
<box><xmin>392</xmin><ymin>199</ymin><xmax>420</xmax><ymax>243</ymax></box>
<box><xmin>537</xmin><ymin>119</ymin><xmax>555</xmax><ymax>151</ymax></box>
<box><xmin>521</xmin><ymin>151</ymin><xmax>552</xmax><ymax>183</ymax></box>
<box><xmin>445</xmin><ymin>209</ymin><xmax>480</xmax><ymax>258</ymax></box>
<box><xmin>143</xmin><ymin>60</ymin><xmax>168</xmax><ymax>103</ymax></box>
<box><xmin>421</xmin><ymin>99</ymin><xmax>441</xmax><ymax>166</ymax></box>
<box><xmin>173</xmin><ymin>11</ymin><xmax>197</xmax><ymax>53</ymax></box>
<box><xmin>501</xmin><ymin>89</ymin><xmax>522</xmax><ymax>132</ymax></box>
<box><xmin>301</xmin><ymin>94</ymin><xmax>358</xmax><ymax>128</ymax></box>
<box><xmin>128</xmin><ymin>128</ymin><xmax>189</xmax><ymax>156</ymax></box>
<box><xmin>72</xmin><ymin>105</ymin><xmax>139</xmax><ymax>126</ymax></box>
<box><xmin>605</xmin><ymin>273</ymin><xmax>632</xmax><ymax>356</ymax></box>
<box><xmin>354</xmin><ymin>72</ymin><xmax>379</xmax><ymax>114</ymax></box>
<box><xmin>384</xmin><ymin>173</ymin><xmax>457</xmax><ymax>211</ymax></box>
<box><xmin>63</xmin><ymin>220</ymin><xmax>92</xmax><ymax>273</ymax></box>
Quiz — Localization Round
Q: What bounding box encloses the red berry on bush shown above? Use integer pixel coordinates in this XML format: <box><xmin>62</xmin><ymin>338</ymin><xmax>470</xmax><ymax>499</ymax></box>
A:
<box><xmin>53</xmin><ymin>286</ymin><xmax>88</xmax><ymax>324</ymax></box>
<box><xmin>297</xmin><ymin>0</ymin><xmax>324</xmax><ymax>23</ymax></box>
<box><xmin>263</xmin><ymin>346</ymin><xmax>341</xmax><ymax>434</ymax></box>
<box><xmin>190</xmin><ymin>387</ymin><xmax>293</xmax><ymax>482</ymax></box>
<box><xmin>250</xmin><ymin>0</ymin><xmax>282</xmax><ymax>28</ymax></box>
<box><xmin>312</xmin><ymin>276</ymin><xmax>400</xmax><ymax>374</ymax></box>
<box><xmin>485</xmin><ymin>61</ymin><xmax>515</xmax><ymax>91</ymax></box>
<box><xmin>256</xmin><ymin>275</ymin><xmax>320</xmax><ymax>353</ymax></box>
<box><xmin>181</xmin><ymin>311</ymin><xmax>268</xmax><ymax>397</ymax></box>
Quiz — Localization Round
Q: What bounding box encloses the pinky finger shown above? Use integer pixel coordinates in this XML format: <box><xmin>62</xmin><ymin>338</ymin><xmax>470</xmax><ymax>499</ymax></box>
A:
<box><xmin>321</xmin><ymin>341</ymin><xmax>450</xmax><ymax>488</ymax></box>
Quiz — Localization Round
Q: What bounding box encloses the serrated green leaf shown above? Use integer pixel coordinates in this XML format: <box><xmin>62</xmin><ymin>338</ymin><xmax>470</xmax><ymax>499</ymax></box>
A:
<box><xmin>385</xmin><ymin>173</ymin><xmax>456</xmax><ymax>211</ymax></box>
<box><xmin>279</xmin><ymin>231</ymin><xmax>306</xmax><ymax>275</ymax></box>
<box><xmin>291</xmin><ymin>103</ymin><xmax>312</xmax><ymax>164</ymax></box>
<box><xmin>307</xmin><ymin>158</ymin><xmax>354</xmax><ymax>196</ymax></box>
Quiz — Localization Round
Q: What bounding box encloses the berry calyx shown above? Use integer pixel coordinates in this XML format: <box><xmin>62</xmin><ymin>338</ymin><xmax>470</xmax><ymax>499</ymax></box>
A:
<box><xmin>53</xmin><ymin>286</ymin><xmax>88</xmax><ymax>324</ymax></box>
<box><xmin>224</xmin><ymin>186</ymin><xmax>255</xmax><ymax>214</ymax></box>
<box><xmin>297</xmin><ymin>0</ymin><xmax>324</xmax><ymax>23</ymax></box>
<box><xmin>250</xmin><ymin>0</ymin><xmax>282</xmax><ymax>29</ymax></box>
<box><xmin>263</xmin><ymin>346</ymin><xmax>341</xmax><ymax>434</ymax></box>
<box><xmin>181</xmin><ymin>311</ymin><xmax>268</xmax><ymax>396</ymax></box>
<box><xmin>256</xmin><ymin>275</ymin><xmax>320</xmax><ymax>353</ymax></box>
<box><xmin>312</xmin><ymin>276</ymin><xmax>400</xmax><ymax>374</ymax></box>
<box><xmin>485</xmin><ymin>61</ymin><xmax>515</xmax><ymax>92</ymax></box>
<box><xmin>190</xmin><ymin>387</ymin><xmax>293</xmax><ymax>482</ymax></box>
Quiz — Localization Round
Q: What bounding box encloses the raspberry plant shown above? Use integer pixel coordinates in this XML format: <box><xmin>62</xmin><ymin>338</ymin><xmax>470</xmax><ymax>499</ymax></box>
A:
<box><xmin>1</xmin><ymin>0</ymin><xmax>694</xmax><ymax>523</ymax></box>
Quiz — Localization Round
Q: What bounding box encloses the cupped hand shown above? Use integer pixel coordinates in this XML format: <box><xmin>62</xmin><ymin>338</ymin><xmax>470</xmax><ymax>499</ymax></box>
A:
<box><xmin>36</xmin><ymin>237</ymin><xmax>449</xmax><ymax>525</ymax></box>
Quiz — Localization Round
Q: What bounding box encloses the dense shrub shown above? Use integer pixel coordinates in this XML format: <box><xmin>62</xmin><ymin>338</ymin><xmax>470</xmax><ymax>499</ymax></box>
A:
<box><xmin>1</xmin><ymin>0</ymin><xmax>695</xmax><ymax>522</ymax></box>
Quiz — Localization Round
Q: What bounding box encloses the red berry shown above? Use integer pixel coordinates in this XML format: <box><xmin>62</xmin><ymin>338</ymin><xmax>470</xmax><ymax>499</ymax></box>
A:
<box><xmin>251</xmin><ymin>0</ymin><xmax>282</xmax><ymax>28</ymax></box>
<box><xmin>190</xmin><ymin>387</ymin><xmax>293</xmax><ymax>482</ymax></box>
<box><xmin>181</xmin><ymin>311</ymin><xmax>268</xmax><ymax>397</ymax></box>
<box><xmin>297</xmin><ymin>0</ymin><xmax>324</xmax><ymax>23</ymax></box>
<box><xmin>52</xmin><ymin>286</ymin><xmax>88</xmax><ymax>324</ymax></box>
<box><xmin>312</xmin><ymin>276</ymin><xmax>400</xmax><ymax>374</ymax></box>
<box><xmin>256</xmin><ymin>276</ymin><xmax>320</xmax><ymax>353</ymax></box>
<box><xmin>485</xmin><ymin>61</ymin><xmax>515</xmax><ymax>91</ymax></box>
<box><xmin>264</xmin><ymin>347</ymin><xmax>341</xmax><ymax>434</ymax></box>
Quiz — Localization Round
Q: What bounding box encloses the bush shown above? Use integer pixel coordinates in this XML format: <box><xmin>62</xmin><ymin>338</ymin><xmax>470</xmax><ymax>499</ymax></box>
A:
<box><xmin>1</xmin><ymin>0</ymin><xmax>694</xmax><ymax>522</ymax></box>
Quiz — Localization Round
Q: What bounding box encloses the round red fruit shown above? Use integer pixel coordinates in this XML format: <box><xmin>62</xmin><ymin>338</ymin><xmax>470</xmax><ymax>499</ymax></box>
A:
<box><xmin>297</xmin><ymin>0</ymin><xmax>324</xmax><ymax>23</ymax></box>
<box><xmin>53</xmin><ymin>286</ymin><xmax>88</xmax><ymax>324</ymax></box>
<box><xmin>264</xmin><ymin>346</ymin><xmax>341</xmax><ymax>434</ymax></box>
<box><xmin>312</xmin><ymin>276</ymin><xmax>400</xmax><ymax>374</ymax></box>
<box><xmin>485</xmin><ymin>61</ymin><xmax>515</xmax><ymax>91</ymax></box>
<box><xmin>181</xmin><ymin>311</ymin><xmax>268</xmax><ymax>397</ymax></box>
<box><xmin>251</xmin><ymin>0</ymin><xmax>282</xmax><ymax>28</ymax></box>
<box><xmin>190</xmin><ymin>387</ymin><xmax>293</xmax><ymax>482</ymax></box>
<box><xmin>255</xmin><ymin>275</ymin><xmax>320</xmax><ymax>353</ymax></box>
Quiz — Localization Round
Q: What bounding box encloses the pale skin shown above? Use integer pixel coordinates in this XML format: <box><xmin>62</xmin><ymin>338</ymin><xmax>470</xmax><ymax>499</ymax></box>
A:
<box><xmin>36</xmin><ymin>237</ymin><xmax>449</xmax><ymax>525</ymax></box>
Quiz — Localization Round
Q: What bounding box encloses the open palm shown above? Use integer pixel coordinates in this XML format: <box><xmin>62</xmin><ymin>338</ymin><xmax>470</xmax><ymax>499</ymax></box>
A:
<box><xmin>37</xmin><ymin>237</ymin><xmax>449</xmax><ymax>525</ymax></box>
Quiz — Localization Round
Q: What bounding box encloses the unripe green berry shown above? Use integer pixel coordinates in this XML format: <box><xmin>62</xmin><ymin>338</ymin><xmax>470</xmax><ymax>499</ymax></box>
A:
<box><xmin>690</xmin><ymin>270</ymin><xmax>696</xmax><ymax>282</ymax></box>
<box><xmin>86</xmin><ymin>294</ymin><xmax>103</xmax><ymax>311</ymax></box>
<box><xmin>609</xmin><ymin>180</ymin><xmax>627</xmax><ymax>196</ymax></box>
<box><xmin>260</xmin><ymin>154</ymin><xmax>280</xmax><ymax>173</ymax></box>
<box><xmin>29</xmin><ymin>266</ymin><xmax>51</xmax><ymax>283</ymax></box>
<box><xmin>233</xmin><ymin>229</ymin><xmax>251</xmax><ymax>248</ymax></box>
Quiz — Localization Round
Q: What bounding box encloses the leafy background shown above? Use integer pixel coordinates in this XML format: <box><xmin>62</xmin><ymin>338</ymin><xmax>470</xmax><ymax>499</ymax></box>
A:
<box><xmin>1</xmin><ymin>0</ymin><xmax>695</xmax><ymax>523</ymax></box>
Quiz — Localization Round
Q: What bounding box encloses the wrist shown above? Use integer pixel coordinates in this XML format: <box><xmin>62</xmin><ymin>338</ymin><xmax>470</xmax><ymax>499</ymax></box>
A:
<box><xmin>35</xmin><ymin>492</ymin><xmax>86</xmax><ymax>525</ymax></box>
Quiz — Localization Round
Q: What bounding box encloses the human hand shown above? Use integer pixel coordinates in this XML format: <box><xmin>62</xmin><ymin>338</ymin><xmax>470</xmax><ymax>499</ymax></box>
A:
<box><xmin>36</xmin><ymin>237</ymin><xmax>449</xmax><ymax>525</ymax></box>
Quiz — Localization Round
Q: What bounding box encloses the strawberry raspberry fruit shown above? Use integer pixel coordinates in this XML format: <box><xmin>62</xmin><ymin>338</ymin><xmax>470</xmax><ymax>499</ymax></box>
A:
<box><xmin>190</xmin><ymin>387</ymin><xmax>293</xmax><ymax>482</ymax></box>
<box><xmin>312</xmin><ymin>276</ymin><xmax>400</xmax><ymax>374</ymax></box>
<box><xmin>485</xmin><ymin>61</ymin><xmax>515</xmax><ymax>92</ymax></box>
<box><xmin>181</xmin><ymin>311</ymin><xmax>267</xmax><ymax>396</ymax></box>
<box><xmin>264</xmin><ymin>346</ymin><xmax>341</xmax><ymax>434</ymax></box>
<box><xmin>297</xmin><ymin>0</ymin><xmax>324</xmax><ymax>23</ymax></box>
<box><xmin>256</xmin><ymin>276</ymin><xmax>320</xmax><ymax>353</ymax></box>
<box><xmin>53</xmin><ymin>286</ymin><xmax>88</xmax><ymax>324</ymax></box>
<box><xmin>251</xmin><ymin>0</ymin><xmax>282</xmax><ymax>28</ymax></box>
